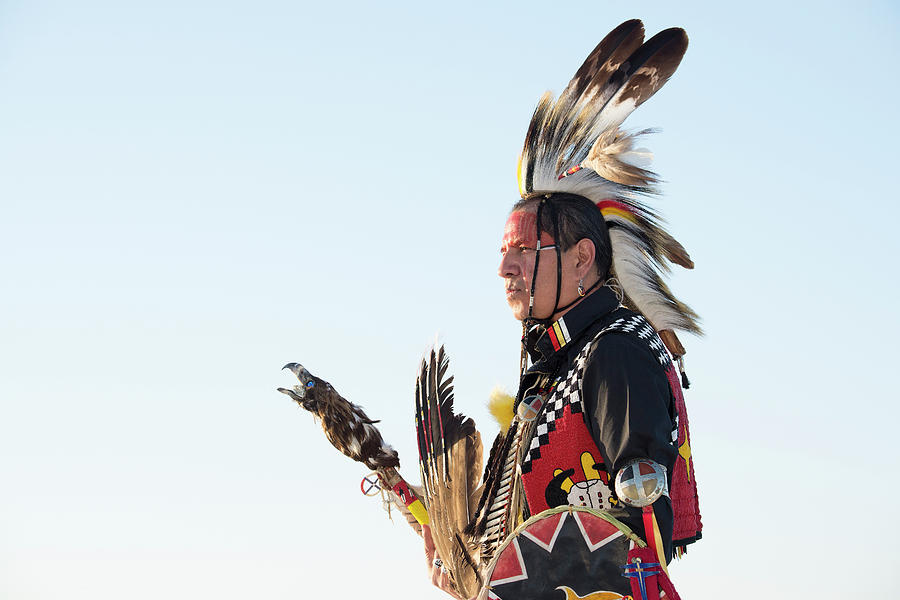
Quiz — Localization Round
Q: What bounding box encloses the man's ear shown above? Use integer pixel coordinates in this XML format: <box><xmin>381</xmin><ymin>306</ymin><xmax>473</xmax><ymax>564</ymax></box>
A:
<box><xmin>574</xmin><ymin>238</ymin><xmax>596</xmax><ymax>275</ymax></box>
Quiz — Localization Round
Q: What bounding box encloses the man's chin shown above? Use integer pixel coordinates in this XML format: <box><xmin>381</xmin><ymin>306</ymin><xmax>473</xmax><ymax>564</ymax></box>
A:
<box><xmin>506</xmin><ymin>301</ymin><xmax>527</xmax><ymax>322</ymax></box>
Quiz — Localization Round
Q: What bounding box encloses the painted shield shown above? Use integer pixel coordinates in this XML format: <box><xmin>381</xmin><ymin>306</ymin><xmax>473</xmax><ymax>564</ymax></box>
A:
<box><xmin>478</xmin><ymin>506</ymin><xmax>642</xmax><ymax>600</ymax></box>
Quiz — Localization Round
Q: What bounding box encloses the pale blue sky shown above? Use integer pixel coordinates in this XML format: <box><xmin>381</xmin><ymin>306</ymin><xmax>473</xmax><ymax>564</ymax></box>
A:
<box><xmin>1</xmin><ymin>1</ymin><xmax>898</xmax><ymax>598</ymax></box>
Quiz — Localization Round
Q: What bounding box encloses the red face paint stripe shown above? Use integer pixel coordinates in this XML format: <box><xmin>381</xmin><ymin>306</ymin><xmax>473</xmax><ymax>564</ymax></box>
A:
<box><xmin>502</xmin><ymin>210</ymin><xmax>555</xmax><ymax>252</ymax></box>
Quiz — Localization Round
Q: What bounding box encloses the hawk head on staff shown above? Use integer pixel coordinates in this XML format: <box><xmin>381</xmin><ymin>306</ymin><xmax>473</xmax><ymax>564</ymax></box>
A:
<box><xmin>279</xmin><ymin>363</ymin><xmax>320</xmax><ymax>411</ymax></box>
<box><xmin>278</xmin><ymin>363</ymin><xmax>400</xmax><ymax>470</ymax></box>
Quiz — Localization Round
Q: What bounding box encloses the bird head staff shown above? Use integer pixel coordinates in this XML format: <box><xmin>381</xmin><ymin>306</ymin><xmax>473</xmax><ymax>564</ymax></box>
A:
<box><xmin>278</xmin><ymin>362</ymin><xmax>320</xmax><ymax>411</ymax></box>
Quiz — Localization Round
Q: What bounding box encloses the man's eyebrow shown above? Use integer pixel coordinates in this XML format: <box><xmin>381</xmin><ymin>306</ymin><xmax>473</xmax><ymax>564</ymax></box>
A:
<box><xmin>502</xmin><ymin>231</ymin><xmax>536</xmax><ymax>248</ymax></box>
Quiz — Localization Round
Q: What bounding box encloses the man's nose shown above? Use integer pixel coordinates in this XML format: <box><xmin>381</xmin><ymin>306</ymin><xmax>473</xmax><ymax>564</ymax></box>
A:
<box><xmin>498</xmin><ymin>252</ymin><xmax>520</xmax><ymax>278</ymax></box>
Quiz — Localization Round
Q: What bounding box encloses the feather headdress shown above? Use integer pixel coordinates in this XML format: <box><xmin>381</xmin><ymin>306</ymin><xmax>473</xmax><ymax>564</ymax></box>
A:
<box><xmin>517</xmin><ymin>19</ymin><xmax>700</xmax><ymax>350</ymax></box>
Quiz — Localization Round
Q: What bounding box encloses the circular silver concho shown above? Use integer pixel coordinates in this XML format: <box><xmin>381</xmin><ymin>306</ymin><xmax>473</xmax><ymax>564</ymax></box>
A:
<box><xmin>613</xmin><ymin>458</ymin><xmax>668</xmax><ymax>507</ymax></box>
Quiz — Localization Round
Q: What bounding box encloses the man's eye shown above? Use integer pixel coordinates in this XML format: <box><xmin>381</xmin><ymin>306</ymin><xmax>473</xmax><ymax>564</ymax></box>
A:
<box><xmin>500</xmin><ymin>245</ymin><xmax>534</xmax><ymax>256</ymax></box>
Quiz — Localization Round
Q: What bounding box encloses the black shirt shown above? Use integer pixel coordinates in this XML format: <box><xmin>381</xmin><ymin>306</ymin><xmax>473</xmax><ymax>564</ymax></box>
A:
<box><xmin>519</xmin><ymin>286</ymin><xmax>677</xmax><ymax>560</ymax></box>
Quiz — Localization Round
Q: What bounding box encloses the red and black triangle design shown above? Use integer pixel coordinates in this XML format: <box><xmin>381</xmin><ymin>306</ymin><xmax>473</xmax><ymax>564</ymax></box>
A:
<box><xmin>486</xmin><ymin>512</ymin><xmax>631</xmax><ymax>600</ymax></box>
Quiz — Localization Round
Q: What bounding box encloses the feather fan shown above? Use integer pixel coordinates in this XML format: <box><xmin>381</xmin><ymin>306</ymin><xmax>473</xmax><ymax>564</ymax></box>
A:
<box><xmin>415</xmin><ymin>346</ymin><xmax>484</xmax><ymax>599</ymax></box>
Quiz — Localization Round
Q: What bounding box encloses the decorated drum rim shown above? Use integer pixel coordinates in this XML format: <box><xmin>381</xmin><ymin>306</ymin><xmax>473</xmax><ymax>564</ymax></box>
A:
<box><xmin>476</xmin><ymin>505</ymin><xmax>646</xmax><ymax>600</ymax></box>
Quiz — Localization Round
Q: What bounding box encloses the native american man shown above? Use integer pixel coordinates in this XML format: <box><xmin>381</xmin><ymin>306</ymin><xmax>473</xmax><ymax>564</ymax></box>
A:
<box><xmin>421</xmin><ymin>20</ymin><xmax>702</xmax><ymax>599</ymax></box>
